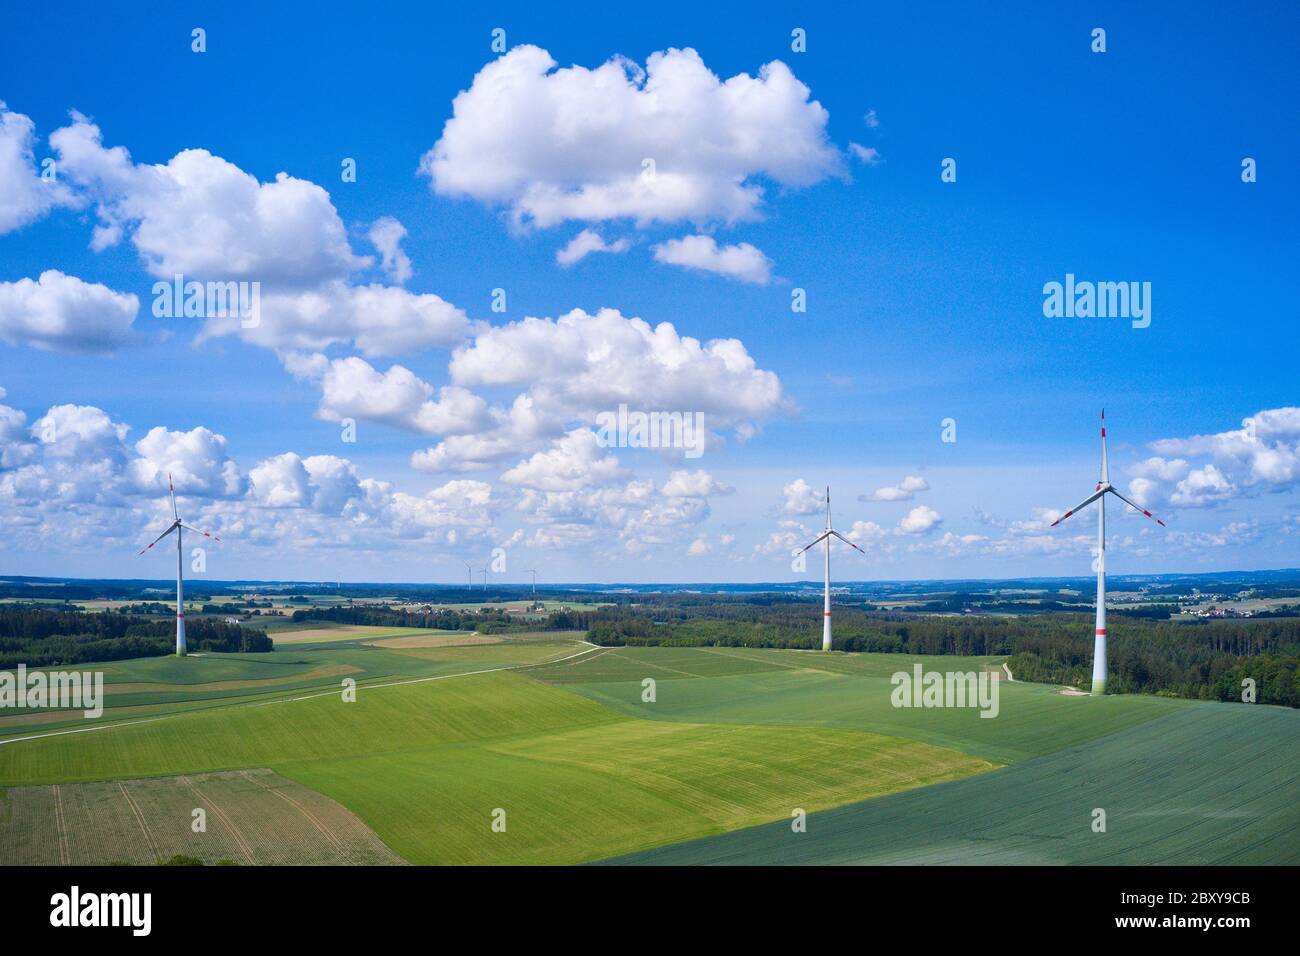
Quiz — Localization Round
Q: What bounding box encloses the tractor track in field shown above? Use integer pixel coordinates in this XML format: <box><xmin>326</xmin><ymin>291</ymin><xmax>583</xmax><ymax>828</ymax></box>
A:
<box><xmin>0</xmin><ymin>642</ymin><xmax>604</xmax><ymax>751</ymax></box>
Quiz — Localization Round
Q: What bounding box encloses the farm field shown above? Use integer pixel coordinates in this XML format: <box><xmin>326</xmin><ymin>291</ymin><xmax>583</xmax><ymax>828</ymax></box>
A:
<box><xmin>0</xmin><ymin>638</ymin><xmax>586</xmax><ymax>738</ymax></box>
<box><xmin>271</xmin><ymin>625</ymin><xmax>477</xmax><ymax>645</ymax></box>
<box><xmin>533</xmin><ymin>646</ymin><xmax>1182</xmax><ymax>763</ymax></box>
<box><xmin>1</xmin><ymin>642</ymin><xmax>1295</xmax><ymax>865</ymax></box>
<box><xmin>0</xmin><ymin>768</ymin><xmax>404</xmax><ymax>865</ymax></box>
<box><xmin>606</xmin><ymin>701</ymin><xmax>1300</xmax><ymax>865</ymax></box>
<box><xmin>0</xmin><ymin>644</ymin><xmax>995</xmax><ymax>864</ymax></box>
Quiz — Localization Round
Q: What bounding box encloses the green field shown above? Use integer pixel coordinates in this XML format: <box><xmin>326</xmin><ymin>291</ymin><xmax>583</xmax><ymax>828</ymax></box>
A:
<box><xmin>1</xmin><ymin>641</ymin><xmax>1296</xmax><ymax>865</ymax></box>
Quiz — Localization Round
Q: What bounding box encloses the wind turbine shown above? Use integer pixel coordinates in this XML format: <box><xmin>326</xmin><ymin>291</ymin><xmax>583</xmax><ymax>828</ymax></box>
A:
<box><xmin>137</xmin><ymin>473</ymin><xmax>221</xmax><ymax>657</ymax></box>
<box><xmin>1049</xmin><ymin>410</ymin><xmax>1166</xmax><ymax>695</ymax></box>
<box><xmin>462</xmin><ymin>560</ymin><xmax>475</xmax><ymax>590</ymax></box>
<box><xmin>798</xmin><ymin>487</ymin><xmax>864</xmax><ymax>651</ymax></box>
<box><xmin>480</xmin><ymin>568</ymin><xmax>487</xmax><ymax>592</ymax></box>
<box><xmin>526</xmin><ymin>569</ymin><xmax>537</xmax><ymax>595</ymax></box>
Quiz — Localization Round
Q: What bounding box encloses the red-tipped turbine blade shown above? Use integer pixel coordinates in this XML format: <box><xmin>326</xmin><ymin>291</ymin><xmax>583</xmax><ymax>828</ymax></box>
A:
<box><xmin>138</xmin><ymin>523</ymin><xmax>178</xmax><ymax>554</ymax></box>
<box><xmin>1107</xmin><ymin>488</ymin><xmax>1168</xmax><ymax>528</ymax></box>
<box><xmin>181</xmin><ymin>524</ymin><xmax>221</xmax><ymax>541</ymax></box>
<box><xmin>1049</xmin><ymin>488</ymin><xmax>1105</xmax><ymax>527</ymax></box>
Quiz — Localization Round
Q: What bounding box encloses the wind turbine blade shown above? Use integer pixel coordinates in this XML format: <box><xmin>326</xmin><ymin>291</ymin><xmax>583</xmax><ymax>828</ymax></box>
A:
<box><xmin>798</xmin><ymin>530</ymin><xmax>832</xmax><ymax>554</ymax></box>
<box><xmin>1048</xmin><ymin>488</ymin><xmax>1105</xmax><ymax>527</ymax></box>
<box><xmin>1106</xmin><ymin>488</ymin><xmax>1167</xmax><ymax>527</ymax></box>
<box><xmin>829</xmin><ymin>529</ymin><xmax>866</xmax><ymax>554</ymax></box>
<box><xmin>180</xmin><ymin>524</ymin><xmax>222</xmax><ymax>541</ymax></box>
<box><xmin>1100</xmin><ymin>409</ymin><xmax>1109</xmax><ymax>484</ymax></box>
<box><xmin>168</xmin><ymin>472</ymin><xmax>179</xmax><ymax>521</ymax></box>
<box><xmin>138</xmin><ymin>523</ymin><xmax>179</xmax><ymax>554</ymax></box>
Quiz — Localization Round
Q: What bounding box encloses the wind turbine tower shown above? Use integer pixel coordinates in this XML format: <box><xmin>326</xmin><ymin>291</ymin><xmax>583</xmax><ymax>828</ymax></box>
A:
<box><xmin>527</xmin><ymin>569</ymin><xmax>537</xmax><ymax>595</ymax></box>
<box><xmin>798</xmin><ymin>487</ymin><xmax>864</xmax><ymax>651</ymax></box>
<box><xmin>138</xmin><ymin>474</ymin><xmax>221</xmax><ymax>657</ymax></box>
<box><xmin>1049</xmin><ymin>410</ymin><xmax>1166</xmax><ymax>695</ymax></box>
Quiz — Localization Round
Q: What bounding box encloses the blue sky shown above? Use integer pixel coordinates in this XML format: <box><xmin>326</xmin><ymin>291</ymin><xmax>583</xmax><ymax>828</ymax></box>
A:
<box><xmin>0</xmin><ymin>1</ymin><xmax>1296</xmax><ymax>583</ymax></box>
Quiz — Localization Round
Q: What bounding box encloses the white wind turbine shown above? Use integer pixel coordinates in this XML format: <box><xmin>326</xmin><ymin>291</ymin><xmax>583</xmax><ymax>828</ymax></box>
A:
<box><xmin>137</xmin><ymin>473</ymin><xmax>221</xmax><ymax>657</ymax></box>
<box><xmin>462</xmin><ymin>560</ymin><xmax>475</xmax><ymax>590</ymax></box>
<box><xmin>798</xmin><ymin>487</ymin><xmax>864</xmax><ymax>651</ymax></box>
<box><xmin>1049</xmin><ymin>410</ymin><xmax>1166</xmax><ymax>695</ymax></box>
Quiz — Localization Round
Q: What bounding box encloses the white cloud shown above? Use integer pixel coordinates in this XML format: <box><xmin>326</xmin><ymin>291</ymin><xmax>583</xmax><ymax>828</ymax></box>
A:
<box><xmin>51</xmin><ymin>114</ymin><xmax>367</xmax><ymax>282</ymax></box>
<box><xmin>129</xmin><ymin>425</ymin><xmax>245</xmax><ymax>498</ymax></box>
<box><xmin>861</xmin><ymin>475</ymin><xmax>929</xmax><ymax>502</ymax></box>
<box><xmin>285</xmin><ymin>354</ymin><xmax>491</xmax><ymax>436</ymax></box>
<box><xmin>420</xmin><ymin>45</ymin><xmax>842</xmax><ymax>230</ymax></box>
<box><xmin>661</xmin><ymin>469</ymin><xmax>734</xmax><ymax>498</ymax></box>
<box><xmin>201</xmin><ymin>281</ymin><xmax>471</xmax><ymax>357</ymax></box>
<box><xmin>367</xmin><ymin>216</ymin><xmax>413</xmax><ymax>284</ymax></box>
<box><xmin>898</xmin><ymin>505</ymin><xmax>942</xmax><ymax>534</ymax></box>
<box><xmin>848</xmin><ymin>143</ymin><xmax>882</xmax><ymax>165</ymax></box>
<box><xmin>555</xmin><ymin>228</ymin><xmax>631</xmax><ymax>266</ymax></box>
<box><xmin>0</xmin><ymin>270</ymin><xmax>138</xmax><ymax>353</ymax></box>
<box><xmin>0</xmin><ymin>104</ymin><xmax>79</xmax><ymax>234</ymax></box>
<box><xmin>450</xmin><ymin>307</ymin><xmax>785</xmax><ymax>428</ymax></box>
<box><xmin>651</xmin><ymin>235</ymin><xmax>772</xmax><ymax>284</ymax></box>
<box><xmin>1128</xmin><ymin>407</ymin><xmax>1300</xmax><ymax>508</ymax></box>
<box><xmin>501</xmin><ymin>429</ymin><xmax>625</xmax><ymax>492</ymax></box>
<box><xmin>782</xmin><ymin>478</ymin><xmax>823</xmax><ymax>516</ymax></box>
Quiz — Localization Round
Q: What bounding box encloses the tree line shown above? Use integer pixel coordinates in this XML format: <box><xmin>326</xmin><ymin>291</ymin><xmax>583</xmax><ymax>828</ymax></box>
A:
<box><xmin>0</xmin><ymin>607</ymin><xmax>271</xmax><ymax>667</ymax></box>
<box><xmin>584</xmin><ymin>603</ymin><xmax>1300</xmax><ymax>707</ymax></box>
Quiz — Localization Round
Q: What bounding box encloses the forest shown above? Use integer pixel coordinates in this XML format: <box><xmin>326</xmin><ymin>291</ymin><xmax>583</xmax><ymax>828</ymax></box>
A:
<box><xmin>0</xmin><ymin>607</ymin><xmax>272</xmax><ymax>666</ymax></box>
<box><xmin>583</xmin><ymin>601</ymin><xmax>1300</xmax><ymax>707</ymax></box>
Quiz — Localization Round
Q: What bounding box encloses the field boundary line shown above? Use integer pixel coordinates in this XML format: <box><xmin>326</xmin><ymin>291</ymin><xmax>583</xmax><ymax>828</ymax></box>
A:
<box><xmin>0</xmin><ymin>641</ymin><xmax>604</xmax><ymax>749</ymax></box>
<box><xmin>117</xmin><ymin>780</ymin><xmax>160</xmax><ymax>862</ymax></box>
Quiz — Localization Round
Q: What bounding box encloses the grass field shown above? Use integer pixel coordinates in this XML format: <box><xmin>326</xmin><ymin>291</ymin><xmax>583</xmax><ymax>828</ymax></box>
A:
<box><xmin>606</xmin><ymin>702</ymin><xmax>1300</xmax><ymax>865</ymax></box>
<box><xmin>531</xmin><ymin>646</ymin><xmax>1182</xmax><ymax>763</ymax></box>
<box><xmin>1</xmin><ymin>641</ymin><xmax>1296</xmax><ymax>865</ymax></box>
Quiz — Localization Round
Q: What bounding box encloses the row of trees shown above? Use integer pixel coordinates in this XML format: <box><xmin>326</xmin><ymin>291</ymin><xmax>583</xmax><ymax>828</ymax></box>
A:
<box><xmin>0</xmin><ymin>607</ymin><xmax>271</xmax><ymax>667</ymax></box>
<box><xmin>584</xmin><ymin>603</ymin><xmax>1300</xmax><ymax>707</ymax></box>
<box><xmin>290</xmin><ymin>604</ymin><xmax>594</xmax><ymax>633</ymax></box>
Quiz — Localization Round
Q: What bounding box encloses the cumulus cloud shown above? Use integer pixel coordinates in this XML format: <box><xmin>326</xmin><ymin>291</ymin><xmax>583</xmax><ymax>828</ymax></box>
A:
<box><xmin>200</xmin><ymin>280</ymin><xmax>471</xmax><ymax>356</ymax></box>
<box><xmin>367</xmin><ymin>216</ymin><xmax>413</xmax><ymax>284</ymax></box>
<box><xmin>782</xmin><ymin>478</ymin><xmax>824</xmax><ymax>516</ymax></box>
<box><xmin>861</xmin><ymin>475</ymin><xmax>929</xmax><ymax>502</ymax></box>
<box><xmin>50</xmin><ymin>113</ymin><xmax>367</xmax><ymax>282</ymax></box>
<box><xmin>556</xmin><ymin>228</ymin><xmax>631</xmax><ymax>266</ymax></box>
<box><xmin>414</xmin><ymin>307</ymin><xmax>786</xmax><ymax>472</ymax></box>
<box><xmin>0</xmin><ymin>104</ymin><xmax>79</xmax><ymax>233</ymax></box>
<box><xmin>420</xmin><ymin>45</ymin><xmax>842</xmax><ymax>230</ymax></box>
<box><xmin>651</xmin><ymin>235</ymin><xmax>773</xmax><ymax>284</ymax></box>
<box><xmin>47</xmin><ymin>114</ymin><xmax>472</xmax><ymax>358</ymax></box>
<box><xmin>249</xmin><ymin>452</ymin><xmax>361</xmax><ymax>513</ymax></box>
<box><xmin>0</xmin><ymin>270</ymin><xmax>138</xmax><ymax>353</ymax></box>
<box><xmin>661</xmin><ymin>469</ymin><xmax>734</xmax><ymax>498</ymax></box>
<box><xmin>501</xmin><ymin>429</ymin><xmax>625</xmax><ymax>492</ymax></box>
<box><xmin>898</xmin><ymin>505</ymin><xmax>942</xmax><ymax>534</ymax></box>
<box><xmin>284</xmin><ymin>353</ymin><xmax>492</xmax><ymax>436</ymax></box>
<box><xmin>129</xmin><ymin>425</ymin><xmax>245</xmax><ymax>498</ymax></box>
<box><xmin>1127</xmin><ymin>407</ymin><xmax>1300</xmax><ymax>508</ymax></box>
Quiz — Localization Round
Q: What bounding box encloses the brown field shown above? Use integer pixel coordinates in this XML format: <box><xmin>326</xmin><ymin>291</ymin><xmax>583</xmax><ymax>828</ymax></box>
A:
<box><xmin>0</xmin><ymin>769</ymin><xmax>406</xmax><ymax>865</ymax></box>
<box><xmin>366</xmin><ymin>633</ymin><xmax>502</xmax><ymax>649</ymax></box>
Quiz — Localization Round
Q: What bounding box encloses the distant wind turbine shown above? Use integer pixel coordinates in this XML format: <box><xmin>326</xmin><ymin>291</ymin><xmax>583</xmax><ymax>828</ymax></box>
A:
<box><xmin>137</xmin><ymin>473</ymin><xmax>221</xmax><ymax>657</ymax></box>
<box><xmin>526</xmin><ymin>569</ymin><xmax>538</xmax><ymax>595</ymax></box>
<box><xmin>480</xmin><ymin>568</ymin><xmax>487</xmax><ymax>592</ymax></box>
<box><xmin>1049</xmin><ymin>410</ymin><xmax>1167</xmax><ymax>695</ymax></box>
<box><xmin>798</xmin><ymin>487</ymin><xmax>864</xmax><ymax>651</ymax></box>
<box><xmin>462</xmin><ymin>560</ymin><xmax>474</xmax><ymax>590</ymax></box>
